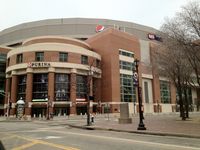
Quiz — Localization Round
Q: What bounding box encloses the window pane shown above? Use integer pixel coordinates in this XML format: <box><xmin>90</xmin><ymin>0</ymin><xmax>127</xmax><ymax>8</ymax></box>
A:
<box><xmin>81</xmin><ymin>55</ymin><xmax>88</xmax><ymax>65</ymax></box>
<box><xmin>55</xmin><ymin>73</ymin><xmax>70</xmax><ymax>101</ymax></box>
<box><xmin>35</xmin><ymin>52</ymin><xmax>44</xmax><ymax>61</ymax></box>
<box><xmin>59</xmin><ymin>52</ymin><xmax>68</xmax><ymax>62</ymax></box>
<box><xmin>160</xmin><ymin>80</ymin><xmax>171</xmax><ymax>103</ymax></box>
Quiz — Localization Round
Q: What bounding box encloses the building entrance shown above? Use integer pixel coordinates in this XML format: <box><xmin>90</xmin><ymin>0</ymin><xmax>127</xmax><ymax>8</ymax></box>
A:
<box><xmin>31</xmin><ymin>107</ymin><xmax>47</xmax><ymax>118</ymax></box>
<box><xmin>76</xmin><ymin>105</ymin><xmax>87</xmax><ymax>115</ymax></box>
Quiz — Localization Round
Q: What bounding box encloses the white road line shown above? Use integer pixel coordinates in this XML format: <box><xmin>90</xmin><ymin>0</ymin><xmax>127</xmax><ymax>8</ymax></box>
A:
<box><xmin>44</xmin><ymin>130</ymin><xmax>200</xmax><ymax>150</ymax></box>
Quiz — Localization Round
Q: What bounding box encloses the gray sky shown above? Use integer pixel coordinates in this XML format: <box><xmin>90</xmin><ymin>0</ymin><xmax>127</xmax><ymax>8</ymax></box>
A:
<box><xmin>0</xmin><ymin>0</ymin><xmax>191</xmax><ymax>31</ymax></box>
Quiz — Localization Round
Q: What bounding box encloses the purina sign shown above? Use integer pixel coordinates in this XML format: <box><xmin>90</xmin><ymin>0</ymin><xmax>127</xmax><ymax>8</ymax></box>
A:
<box><xmin>28</xmin><ymin>62</ymin><xmax>51</xmax><ymax>68</ymax></box>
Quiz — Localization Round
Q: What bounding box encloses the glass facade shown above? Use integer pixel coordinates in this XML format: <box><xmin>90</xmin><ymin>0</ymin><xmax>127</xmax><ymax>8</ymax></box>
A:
<box><xmin>0</xmin><ymin>53</ymin><xmax>6</xmax><ymax>105</ymax></box>
<box><xmin>33</xmin><ymin>74</ymin><xmax>48</xmax><ymax>99</ymax></box>
<box><xmin>160</xmin><ymin>80</ymin><xmax>171</xmax><ymax>103</ymax></box>
<box><xmin>120</xmin><ymin>74</ymin><xmax>136</xmax><ymax>102</ymax></box>
<box><xmin>17</xmin><ymin>75</ymin><xmax>26</xmax><ymax>99</ymax></box>
<box><xmin>55</xmin><ymin>74</ymin><xmax>70</xmax><ymax>101</ymax></box>
<box><xmin>76</xmin><ymin>75</ymin><xmax>87</xmax><ymax>98</ymax></box>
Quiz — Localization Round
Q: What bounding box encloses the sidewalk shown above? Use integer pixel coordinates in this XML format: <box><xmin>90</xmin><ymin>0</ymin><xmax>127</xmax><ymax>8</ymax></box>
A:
<box><xmin>1</xmin><ymin>113</ymin><xmax>200</xmax><ymax>138</ymax></box>
<box><xmin>60</xmin><ymin>113</ymin><xmax>200</xmax><ymax>139</ymax></box>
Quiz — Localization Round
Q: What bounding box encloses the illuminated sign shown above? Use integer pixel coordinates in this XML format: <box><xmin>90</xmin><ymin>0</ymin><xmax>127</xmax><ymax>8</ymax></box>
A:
<box><xmin>96</xmin><ymin>25</ymin><xmax>105</xmax><ymax>32</ymax></box>
<box><xmin>28</xmin><ymin>62</ymin><xmax>50</xmax><ymax>68</ymax></box>
<box><xmin>148</xmin><ymin>33</ymin><xmax>162</xmax><ymax>41</ymax></box>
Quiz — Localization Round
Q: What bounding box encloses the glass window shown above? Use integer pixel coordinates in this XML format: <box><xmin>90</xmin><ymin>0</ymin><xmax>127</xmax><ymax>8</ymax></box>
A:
<box><xmin>120</xmin><ymin>61</ymin><xmax>134</xmax><ymax>71</ymax></box>
<box><xmin>16</xmin><ymin>54</ymin><xmax>23</xmax><ymax>64</ymax></box>
<box><xmin>96</xmin><ymin>59</ymin><xmax>100</xmax><ymax>68</ymax></box>
<box><xmin>55</xmin><ymin>74</ymin><xmax>70</xmax><ymax>101</ymax></box>
<box><xmin>76</xmin><ymin>75</ymin><xmax>87</xmax><ymax>98</ymax></box>
<box><xmin>59</xmin><ymin>52</ymin><xmax>68</xmax><ymax>62</ymax></box>
<box><xmin>81</xmin><ymin>55</ymin><xmax>88</xmax><ymax>65</ymax></box>
<box><xmin>35</xmin><ymin>52</ymin><xmax>44</xmax><ymax>61</ymax></box>
<box><xmin>160</xmin><ymin>80</ymin><xmax>171</xmax><ymax>103</ymax></box>
<box><xmin>7</xmin><ymin>58</ymin><xmax>10</xmax><ymax>66</ymax></box>
<box><xmin>144</xmin><ymin>81</ymin><xmax>149</xmax><ymax>103</ymax></box>
<box><xmin>119</xmin><ymin>50</ymin><xmax>134</xmax><ymax>58</ymax></box>
<box><xmin>33</xmin><ymin>74</ymin><xmax>48</xmax><ymax>99</ymax></box>
<box><xmin>120</xmin><ymin>74</ymin><xmax>136</xmax><ymax>102</ymax></box>
<box><xmin>17</xmin><ymin>75</ymin><xmax>26</xmax><ymax>100</ymax></box>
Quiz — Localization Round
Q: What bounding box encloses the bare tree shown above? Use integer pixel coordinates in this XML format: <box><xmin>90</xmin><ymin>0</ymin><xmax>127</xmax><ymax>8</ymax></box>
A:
<box><xmin>155</xmin><ymin>1</ymin><xmax>200</xmax><ymax>119</ymax></box>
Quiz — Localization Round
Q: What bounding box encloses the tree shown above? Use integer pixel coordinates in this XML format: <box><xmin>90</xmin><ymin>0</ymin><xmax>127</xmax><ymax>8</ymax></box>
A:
<box><xmin>155</xmin><ymin>0</ymin><xmax>200</xmax><ymax>119</ymax></box>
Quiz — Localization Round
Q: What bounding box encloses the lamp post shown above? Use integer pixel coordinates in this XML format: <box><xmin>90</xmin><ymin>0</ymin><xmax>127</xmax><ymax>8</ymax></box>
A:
<box><xmin>45</xmin><ymin>97</ymin><xmax>50</xmax><ymax>120</ymax></box>
<box><xmin>133</xmin><ymin>59</ymin><xmax>146</xmax><ymax>130</ymax></box>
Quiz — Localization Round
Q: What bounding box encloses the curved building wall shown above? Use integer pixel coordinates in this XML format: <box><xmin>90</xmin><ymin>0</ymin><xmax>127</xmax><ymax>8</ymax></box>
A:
<box><xmin>0</xmin><ymin>18</ymin><xmax>158</xmax><ymax>46</ymax></box>
<box><xmin>5</xmin><ymin>36</ymin><xmax>101</xmax><ymax>117</ymax></box>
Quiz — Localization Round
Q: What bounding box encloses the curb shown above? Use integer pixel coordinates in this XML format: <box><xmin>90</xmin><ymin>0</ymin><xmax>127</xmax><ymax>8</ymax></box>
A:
<box><xmin>67</xmin><ymin>124</ymin><xmax>200</xmax><ymax>139</ymax></box>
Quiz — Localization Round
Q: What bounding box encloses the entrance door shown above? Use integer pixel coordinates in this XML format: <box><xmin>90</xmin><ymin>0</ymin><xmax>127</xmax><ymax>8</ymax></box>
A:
<box><xmin>76</xmin><ymin>106</ymin><xmax>87</xmax><ymax>115</ymax></box>
<box><xmin>32</xmin><ymin>108</ymin><xmax>47</xmax><ymax>118</ymax></box>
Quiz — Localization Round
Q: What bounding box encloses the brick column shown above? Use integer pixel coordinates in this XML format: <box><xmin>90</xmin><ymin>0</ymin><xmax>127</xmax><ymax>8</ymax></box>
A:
<box><xmin>10</xmin><ymin>72</ymin><xmax>18</xmax><ymax>116</ymax></box>
<box><xmin>4</xmin><ymin>77</ymin><xmax>11</xmax><ymax>115</ymax></box>
<box><xmin>152</xmin><ymin>75</ymin><xmax>161</xmax><ymax>113</ymax></box>
<box><xmin>170</xmin><ymin>83</ymin><xmax>177</xmax><ymax>112</ymax></box>
<box><xmin>25</xmin><ymin>70</ymin><xmax>33</xmax><ymax>118</ymax></box>
<box><xmin>48</xmin><ymin>69</ymin><xmax>55</xmax><ymax>115</ymax></box>
<box><xmin>70</xmin><ymin>69</ymin><xmax>77</xmax><ymax>115</ymax></box>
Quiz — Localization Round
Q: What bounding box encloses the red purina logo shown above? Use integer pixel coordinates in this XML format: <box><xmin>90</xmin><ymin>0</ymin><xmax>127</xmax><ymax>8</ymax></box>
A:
<box><xmin>96</xmin><ymin>25</ymin><xmax>105</xmax><ymax>32</ymax></box>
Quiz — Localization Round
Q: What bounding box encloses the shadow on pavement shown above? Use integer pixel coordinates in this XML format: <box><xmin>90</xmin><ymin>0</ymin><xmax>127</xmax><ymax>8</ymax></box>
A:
<box><xmin>0</xmin><ymin>141</ymin><xmax>5</xmax><ymax>150</ymax></box>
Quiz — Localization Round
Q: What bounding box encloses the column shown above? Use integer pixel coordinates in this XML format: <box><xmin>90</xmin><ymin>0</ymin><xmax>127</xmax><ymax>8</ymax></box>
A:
<box><xmin>88</xmin><ymin>76</ymin><xmax>93</xmax><ymax>113</ymax></box>
<box><xmin>152</xmin><ymin>75</ymin><xmax>161</xmax><ymax>112</ymax></box>
<box><xmin>170</xmin><ymin>83</ymin><xmax>177</xmax><ymax>112</ymax></box>
<box><xmin>4</xmin><ymin>77</ymin><xmax>11</xmax><ymax>115</ymax></box>
<box><xmin>10</xmin><ymin>72</ymin><xmax>18</xmax><ymax>116</ymax></box>
<box><xmin>25</xmin><ymin>69</ymin><xmax>33</xmax><ymax>118</ymax></box>
<box><xmin>48</xmin><ymin>69</ymin><xmax>55</xmax><ymax>115</ymax></box>
<box><xmin>70</xmin><ymin>69</ymin><xmax>77</xmax><ymax>115</ymax></box>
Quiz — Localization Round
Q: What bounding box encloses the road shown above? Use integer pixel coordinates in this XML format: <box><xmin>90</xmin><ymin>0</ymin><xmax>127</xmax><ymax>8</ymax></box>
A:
<box><xmin>0</xmin><ymin>121</ymin><xmax>200</xmax><ymax>150</ymax></box>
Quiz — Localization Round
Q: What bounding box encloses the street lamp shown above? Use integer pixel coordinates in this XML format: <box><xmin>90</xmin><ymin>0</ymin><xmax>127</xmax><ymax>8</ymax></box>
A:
<box><xmin>133</xmin><ymin>59</ymin><xmax>146</xmax><ymax>130</ymax></box>
<box><xmin>45</xmin><ymin>97</ymin><xmax>50</xmax><ymax>120</ymax></box>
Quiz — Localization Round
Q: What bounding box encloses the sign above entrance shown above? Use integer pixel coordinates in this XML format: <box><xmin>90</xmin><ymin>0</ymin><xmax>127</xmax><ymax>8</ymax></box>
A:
<box><xmin>28</xmin><ymin>62</ymin><xmax>51</xmax><ymax>68</ymax></box>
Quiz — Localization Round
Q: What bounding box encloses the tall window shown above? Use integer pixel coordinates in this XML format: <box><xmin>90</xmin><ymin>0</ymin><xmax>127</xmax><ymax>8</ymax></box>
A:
<box><xmin>33</xmin><ymin>74</ymin><xmax>48</xmax><ymax>99</ymax></box>
<box><xmin>160</xmin><ymin>80</ymin><xmax>171</xmax><ymax>103</ymax></box>
<box><xmin>76</xmin><ymin>75</ymin><xmax>87</xmax><ymax>98</ymax></box>
<box><xmin>81</xmin><ymin>55</ymin><xmax>88</xmax><ymax>65</ymax></box>
<box><xmin>55</xmin><ymin>74</ymin><xmax>70</xmax><ymax>101</ymax></box>
<box><xmin>144</xmin><ymin>81</ymin><xmax>149</xmax><ymax>103</ymax></box>
<box><xmin>35</xmin><ymin>52</ymin><xmax>44</xmax><ymax>61</ymax></box>
<box><xmin>18</xmin><ymin>75</ymin><xmax>26</xmax><ymax>100</ymax></box>
<box><xmin>16</xmin><ymin>54</ymin><xmax>23</xmax><ymax>64</ymax></box>
<box><xmin>120</xmin><ymin>74</ymin><xmax>136</xmax><ymax>102</ymax></box>
<box><xmin>59</xmin><ymin>52</ymin><xmax>68</xmax><ymax>62</ymax></box>
<box><xmin>96</xmin><ymin>59</ymin><xmax>100</xmax><ymax>68</ymax></box>
<box><xmin>120</xmin><ymin>61</ymin><xmax>134</xmax><ymax>71</ymax></box>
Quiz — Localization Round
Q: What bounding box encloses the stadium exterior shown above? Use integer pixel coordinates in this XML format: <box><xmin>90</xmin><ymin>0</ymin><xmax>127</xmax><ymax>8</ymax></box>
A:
<box><xmin>0</xmin><ymin>18</ymin><xmax>199</xmax><ymax>118</ymax></box>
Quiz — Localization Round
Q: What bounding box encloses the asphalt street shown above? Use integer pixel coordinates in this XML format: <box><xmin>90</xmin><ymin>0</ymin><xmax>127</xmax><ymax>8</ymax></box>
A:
<box><xmin>0</xmin><ymin>121</ymin><xmax>200</xmax><ymax>150</ymax></box>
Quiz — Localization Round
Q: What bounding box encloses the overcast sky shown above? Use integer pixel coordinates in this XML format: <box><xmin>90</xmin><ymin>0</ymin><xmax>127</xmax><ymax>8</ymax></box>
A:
<box><xmin>0</xmin><ymin>0</ymin><xmax>192</xmax><ymax>31</ymax></box>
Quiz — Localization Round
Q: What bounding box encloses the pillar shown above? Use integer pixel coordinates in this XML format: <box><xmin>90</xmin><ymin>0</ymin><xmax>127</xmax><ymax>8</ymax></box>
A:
<box><xmin>70</xmin><ymin>69</ymin><xmax>77</xmax><ymax>115</ymax></box>
<box><xmin>10</xmin><ymin>72</ymin><xmax>18</xmax><ymax>116</ymax></box>
<box><xmin>152</xmin><ymin>75</ymin><xmax>161</xmax><ymax>113</ymax></box>
<box><xmin>48</xmin><ymin>69</ymin><xmax>55</xmax><ymax>115</ymax></box>
<box><xmin>171</xmin><ymin>83</ymin><xmax>177</xmax><ymax>112</ymax></box>
<box><xmin>25</xmin><ymin>69</ymin><xmax>33</xmax><ymax>118</ymax></box>
<box><xmin>4</xmin><ymin>77</ymin><xmax>11</xmax><ymax>115</ymax></box>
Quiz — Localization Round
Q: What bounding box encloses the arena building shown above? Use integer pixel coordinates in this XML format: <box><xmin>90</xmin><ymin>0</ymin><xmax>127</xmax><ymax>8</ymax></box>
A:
<box><xmin>0</xmin><ymin>18</ymin><xmax>199</xmax><ymax>118</ymax></box>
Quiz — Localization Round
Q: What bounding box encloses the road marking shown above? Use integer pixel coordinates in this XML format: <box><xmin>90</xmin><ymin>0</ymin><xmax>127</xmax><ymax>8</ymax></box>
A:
<box><xmin>0</xmin><ymin>135</ymin><xmax>16</xmax><ymax>140</ymax></box>
<box><xmin>12</xmin><ymin>142</ymin><xmax>37</xmax><ymax>150</ymax></box>
<box><xmin>45</xmin><ymin>130</ymin><xmax>200</xmax><ymax>150</ymax></box>
<box><xmin>8</xmin><ymin>134</ymin><xmax>80</xmax><ymax>150</ymax></box>
<box><xmin>36</xmin><ymin>136</ymin><xmax>62</xmax><ymax>139</ymax></box>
